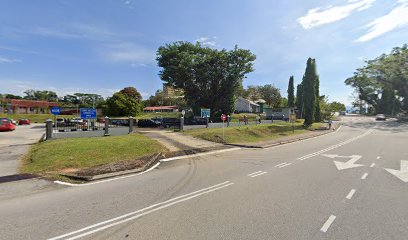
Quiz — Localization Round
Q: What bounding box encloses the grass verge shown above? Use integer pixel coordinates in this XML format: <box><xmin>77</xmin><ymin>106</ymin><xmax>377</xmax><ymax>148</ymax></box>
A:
<box><xmin>0</xmin><ymin>114</ymin><xmax>73</xmax><ymax>123</ymax></box>
<box><xmin>21</xmin><ymin>133</ymin><xmax>167</xmax><ymax>179</ymax></box>
<box><xmin>185</xmin><ymin>121</ymin><xmax>324</xmax><ymax>144</ymax></box>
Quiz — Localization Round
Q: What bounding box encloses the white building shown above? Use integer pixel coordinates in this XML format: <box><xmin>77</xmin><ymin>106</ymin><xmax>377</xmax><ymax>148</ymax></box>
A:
<box><xmin>235</xmin><ymin>97</ymin><xmax>260</xmax><ymax>113</ymax></box>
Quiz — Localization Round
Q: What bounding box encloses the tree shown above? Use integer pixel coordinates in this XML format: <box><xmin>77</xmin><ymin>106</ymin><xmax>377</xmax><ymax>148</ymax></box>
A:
<box><xmin>157</xmin><ymin>41</ymin><xmax>256</xmax><ymax>117</ymax></box>
<box><xmin>105</xmin><ymin>87</ymin><xmax>142</xmax><ymax>117</ymax></box>
<box><xmin>3</xmin><ymin>94</ymin><xmax>22</xmax><ymax>99</ymax></box>
<box><xmin>314</xmin><ymin>75</ymin><xmax>322</xmax><ymax>122</ymax></box>
<box><xmin>345</xmin><ymin>44</ymin><xmax>408</xmax><ymax>114</ymax></box>
<box><xmin>287</xmin><ymin>76</ymin><xmax>295</xmax><ymax>107</ymax></box>
<box><xmin>257</xmin><ymin>84</ymin><xmax>282</xmax><ymax>108</ymax></box>
<box><xmin>24</xmin><ymin>89</ymin><xmax>58</xmax><ymax>101</ymax></box>
<box><xmin>302</xmin><ymin>58</ymin><xmax>316</xmax><ymax>126</ymax></box>
<box><xmin>295</xmin><ymin>83</ymin><xmax>303</xmax><ymax>118</ymax></box>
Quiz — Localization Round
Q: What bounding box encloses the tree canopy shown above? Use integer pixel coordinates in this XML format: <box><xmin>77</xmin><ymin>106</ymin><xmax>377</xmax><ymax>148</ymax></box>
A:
<box><xmin>157</xmin><ymin>41</ymin><xmax>256</xmax><ymax>117</ymax></box>
<box><xmin>345</xmin><ymin>44</ymin><xmax>408</xmax><ymax>114</ymax></box>
<box><xmin>105</xmin><ymin>87</ymin><xmax>142</xmax><ymax>117</ymax></box>
<box><xmin>302</xmin><ymin>58</ymin><xmax>317</xmax><ymax>126</ymax></box>
<box><xmin>287</xmin><ymin>76</ymin><xmax>295</xmax><ymax>107</ymax></box>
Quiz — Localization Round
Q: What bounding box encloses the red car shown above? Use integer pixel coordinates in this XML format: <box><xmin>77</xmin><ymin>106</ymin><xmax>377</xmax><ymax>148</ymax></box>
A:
<box><xmin>18</xmin><ymin>118</ymin><xmax>31</xmax><ymax>125</ymax></box>
<box><xmin>0</xmin><ymin>119</ymin><xmax>16</xmax><ymax>131</ymax></box>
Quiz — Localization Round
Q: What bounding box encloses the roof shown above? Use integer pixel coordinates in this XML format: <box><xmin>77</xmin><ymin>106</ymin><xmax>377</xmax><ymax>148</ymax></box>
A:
<box><xmin>5</xmin><ymin>99</ymin><xmax>59</xmax><ymax>108</ymax></box>
<box><xmin>255</xmin><ymin>99</ymin><xmax>266</xmax><ymax>104</ymax></box>
<box><xmin>143</xmin><ymin>106</ymin><xmax>178</xmax><ymax>111</ymax></box>
<box><xmin>237</xmin><ymin>97</ymin><xmax>260</xmax><ymax>107</ymax></box>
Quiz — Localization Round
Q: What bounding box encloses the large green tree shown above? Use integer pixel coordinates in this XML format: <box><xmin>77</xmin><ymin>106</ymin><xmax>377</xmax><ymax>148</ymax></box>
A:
<box><xmin>314</xmin><ymin>75</ymin><xmax>322</xmax><ymax>122</ymax></box>
<box><xmin>105</xmin><ymin>87</ymin><xmax>142</xmax><ymax>117</ymax></box>
<box><xmin>157</xmin><ymin>41</ymin><xmax>256</xmax><ymax>117</ymax></box>
<box><xmin>345</xmin><ymin>44</ymin><xmax>408</xmax><ymax>114</ymax></box>
<box><xmin>302</xmin><ymin>58</ymin><xmax>316</xmax><ymax>126</ymax></box>
<box><xmin>287</xmin><ymin>76</ymin><xmax>295</xmax><ymax>107</ymax></box>
<box><xmin>295</xmin><ymin>83</ymin><xmax>303</xmax><ymax>118</ymax></box>
<box><xmin>24</xmin><ymin>89</ymin><xmax>58</xmax><ymax>101</ymax></box>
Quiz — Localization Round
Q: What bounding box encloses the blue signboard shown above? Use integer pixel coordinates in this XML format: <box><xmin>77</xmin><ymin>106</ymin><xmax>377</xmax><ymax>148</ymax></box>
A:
<box><xmin>51</xmin><ymin>107</ymin><xmax>61</xmax><ymax>115</ymax></box>
<box><xmin>201</xmin><ymin>108</ymin><xmax>211</xmax><ymax>118</ymax></box>
<box><xmin>80</xmin><ymin>108</ymin><xmax>97</xmax><ymax>119</ymax></box>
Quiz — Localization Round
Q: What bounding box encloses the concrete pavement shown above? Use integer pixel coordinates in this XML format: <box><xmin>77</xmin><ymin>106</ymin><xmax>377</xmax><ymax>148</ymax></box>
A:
<box><xmin>0</xmin><ymin>124</ymin><xmax>45</xmax><ymax>177</ymax></box>
<box><xmin>0</xmin><ymin>116</ymin><xmax>407</xmax><ymax>239</ymax></box>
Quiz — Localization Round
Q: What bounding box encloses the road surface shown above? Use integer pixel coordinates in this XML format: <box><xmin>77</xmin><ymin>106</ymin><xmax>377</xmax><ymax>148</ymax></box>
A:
<box><xmin>0</xmin><ymin>116</ymin><xmax>407</xmax><ymax>240</ymax></box>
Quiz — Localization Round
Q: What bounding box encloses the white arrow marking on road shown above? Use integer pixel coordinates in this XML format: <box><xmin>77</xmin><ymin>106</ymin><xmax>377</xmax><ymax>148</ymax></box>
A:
<box><xmin>322</xmin><ymin>154</ymin><xmax>365</xmax><ymax>170</ymax></box>
<box><xmin>385</xmin><ymin>160</ymin><xmax>408</xmax><ymax>183</ymax></box>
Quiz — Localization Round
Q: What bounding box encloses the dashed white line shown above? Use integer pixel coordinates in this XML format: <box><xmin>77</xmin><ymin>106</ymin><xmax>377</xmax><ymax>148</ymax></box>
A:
<box><xmin>346</xmin><ymin>189</ymin><xmax>356</xmax><ymax>199</ymax></box>
<box><xmin>250</xmin><ymin>172</ymin><xmax>268</xmax><ymax>178</ymax></box>
<box><xmin>275</xmin><ymin>162</ymin><xmax>288</xmax><ymax>167</ymax></box>
<box><xmin>370</xmin><ymin>163</ymin><xmax>375</xmax><ymax>168</ymax></box>
<box><xmin>377</xmin><ymin>156</ymin><xmax>381</xmax><ymax>160</ymax></box>
<box><xmin>320</xmin><ymin>215</ymin><xmax>336</xmax><ymax>233</ymax></box>
<box><xmin>361</xmin><ymin>173</ymin><xmax>368</xmax><ymax>180</ymax></box>
<box><xmin>247</xmin><ymin>171</ymin><xmax>263</xmax><ymax>177</ymax></box>
<box><xmin>278</xmin><ymin>163</ymin><xmax>292</xmax><ymax>168</ymax></box>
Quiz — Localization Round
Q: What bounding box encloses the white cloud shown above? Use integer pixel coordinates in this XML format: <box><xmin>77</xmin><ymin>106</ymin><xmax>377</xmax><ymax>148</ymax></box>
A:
<box><xmin>195</xmin><ymin>36</ymin><xmax>217</xmax><ymax>47</ymax></box>
<box><xmin>356</xmin><ymin>1</ymin><xmax>408</xmax><ymax>42</ymax></box>
<box><xmin>298</xmin><ymin>0</ymin><xmax>376</xmax><ymax>29</ymax></box>
<box><xmin>100</xmin><ymin>42</ymin><xmax>155</xmax><ymax>64</ymax></box>
<box><xmin>31</xmin><ymin>23</ymin><xmax>114</xmax><ymax>41</ymax></box>
<box><xmin>0</xmin><ymin>56</ymin><xmax>21</xmax><ymax>63</ymax></box>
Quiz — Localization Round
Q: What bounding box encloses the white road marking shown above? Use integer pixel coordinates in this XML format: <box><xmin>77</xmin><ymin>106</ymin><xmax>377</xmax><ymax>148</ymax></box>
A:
<box><xmin>48</xmin><ymin>181</ymin><xmax>234</xmax><ymax>240</ymax></box>
<box><xmin>361</xmin><ymin>173</ymin><xmax>368</xmax><ymax>180</ymax></box>
<box><xmin>377</xmin><ymin>156</ymin><xmax>381</xmax><ymax>159</ymax></box>
<box><xmin>247</xmin><ymin>171</ymin><xmax>263</xmax><ymax>177</ymax></box>
<box><xmin>370</xmin><ymin>163</ymin><xmax>375</xmax><ymax>168</ymax></box>
<box><xmin>298</xmin><ymin>129</ymin><xmax>373</xmax><ymax>161</ymax></box>
<box><xmin>323</xmin><ymin>155</ymin><xmax>364</xmax><ymax>170</ymax></box>
<box><xmin>278</xmin><ymin>163</ymin><xmax>292</xmax><ymax>168</ymax></box>
<box><xmin>160</xmin><ymin>147</ymin><xmax>241</xmax><ymax>162</ymax></box>
<box><xmin>320</xmin><ymin>215</ymin><xmax>336</xmax><ymax>233</ymax></box>
<box><xmin>346</xmin><ymin>189</ymin><xmax>356</xmax><ymax>199</ymax></box>
<box><xmin>54</xmin><ymin>148</ymin><xmax>241</xmax><ymax>187</ymax></box>
<box><xmin>275</xmin><ymin>162</ymin><xmax>288</xmax><ymax>167</ymax></box>
<box><xmin>384</xmin><ymin>160</ymin><xmax>408</xmax><ymax>183</ymax></box>
<box><xmin>250</xmin><ymin>172</ymin><xmax>268</xmax><ymax>178</ymax></box>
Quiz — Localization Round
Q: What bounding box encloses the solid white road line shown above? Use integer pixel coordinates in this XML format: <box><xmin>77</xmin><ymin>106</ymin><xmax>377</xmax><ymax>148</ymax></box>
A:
<box><xmin>298</xmin><ymin>129</ymin><xmax>373</xmax><ymax>161</ymax></box>
<box><xmin>361</xmin><ymin>173</ymin><xmax>368</xmax><ymax>180</ymax></box>
<box><xmin>250</xmin><ymin>172</ymin><xmax>268</xmax><ymax>178</ymax></box>
<box><xmin>278</xmin><ymin>163</ymin><xmax>292</xmax><ymax>168</ymax></box>
<box><xmin>320</xmin><ymin>215</ymin><xmax>336</xmax><ymax>233</ymax></box>
<box><xmin>48</xmin><ymin>181</ymin><xmax>233</xmax><ymax>240</ymax></box>
<box><xmin>346</xmin><ymin>189</ymin><xmax>356</xmax><ymax>199</ymax></box>
<box><xmin>377</xmin><ymin>156</ymin><xmax>381</xmax><ymax>159</ymax></box>
<box><xmin>160</xmin><ymin>148</ymin><xmax>241</xmax><ymax>162</ymax></box>
<box><xmin>370</xmin><ymin>163</ymin><xmax>376</xmax><ymax>168</ymax></box>
<box><xmin>247</xmin><ymin>171</ymin><xmax>263</xmax><ymax>177</ymax></box>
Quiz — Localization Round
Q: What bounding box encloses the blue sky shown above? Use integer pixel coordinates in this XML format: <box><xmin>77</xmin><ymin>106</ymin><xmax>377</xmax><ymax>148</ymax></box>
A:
<box><xmin>1</xmin><ymin>0</ymin><xmax>407</xmax><ymax>105</ymax></box>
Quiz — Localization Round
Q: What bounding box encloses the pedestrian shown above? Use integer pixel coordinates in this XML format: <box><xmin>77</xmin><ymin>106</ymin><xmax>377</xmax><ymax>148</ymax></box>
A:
<box><xmin>328</xmin><ymin>119</ymin><xmax>332</xmax><ymax>129</ymax></box>
<box><xmin>258</xmin><ymin>114</ymin><xmax>261</xmax><ymax>124</ymax></box>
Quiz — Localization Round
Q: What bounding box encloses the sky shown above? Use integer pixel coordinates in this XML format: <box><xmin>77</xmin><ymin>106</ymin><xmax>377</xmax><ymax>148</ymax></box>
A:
<box><xmin>0</xmin><ymin>0</ymin><xmax>407</xmax><ymax>105</ymax></box>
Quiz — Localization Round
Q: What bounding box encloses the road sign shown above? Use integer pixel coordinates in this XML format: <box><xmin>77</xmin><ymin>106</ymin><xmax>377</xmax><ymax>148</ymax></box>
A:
<box><xmin>221</xmin><ymin>114</ymin><xmax>227</xmax><ymax>122</ymax></box>
<box><xmin>51</xmin><ymin>107</ymin><xmax>61</xmax><ymax>115</ymax></box>
<box><xmin>80</xmin><ymin>108</ymin><xmax>97</xmax><ymax>119</ymax></box>
<box><xmin>201</xmin><ymin>108</ymin><xmax>210</xmax><ymax>118</ymax></box>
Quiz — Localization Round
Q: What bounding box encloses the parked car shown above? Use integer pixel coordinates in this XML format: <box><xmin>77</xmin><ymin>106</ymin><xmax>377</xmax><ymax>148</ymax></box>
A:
<box><xmin>18</xmin><ymin>118</ymin><xmax>31</xmax><ymax>125</ymax></box>
<box><xmin>185</xmin><ymin>118</ymin><xmax>207</xmax><ymax>125</ymax></box>
<box><xmin>375</xmin><ymin>114</ymin><xmax>387</xmax><ymax>121</ymax></box>
<box><xmin>5</xmin><ymin>118</ymin><xmax>17</xmax><ymax>125</ymax></box>
<box><xmin>0</xmin><ymin>118</ymin><xmax>16</xmax><ymax>131</ymax></box>
<box><xmin>71</xmin><ymin>117</ymin><xmax>84</xmax><ymax>124</ymax></box>
<box><xmin>137</xmin><ymin>119</ymin><xmax>161</xmax><ymax>128</ymax></box>
<box><xmin>154</xmin><ymin>118</ymin><xmax>180</xmax><ymax>128</ymax></box>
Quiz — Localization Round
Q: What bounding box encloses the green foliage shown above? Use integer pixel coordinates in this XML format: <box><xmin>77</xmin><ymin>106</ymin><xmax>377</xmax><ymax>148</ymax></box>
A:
<box><xmin>287</xmin><ymin>76</ymin><xmax>295</xmax><ymax>107</ymax></box>
<box><xmin>302</xmin><ymin>58</ymin><xmax>316</xmax><ymax>126</ymax></box>
<box><xmin>320</xmin><ymin>98</ymin><xmax>346</xmax><ymax>120</ymax></box>
<box><xmin>156</xmin><ymin>41</ymin><xmax>256</xmax><ymax>116</ymax></box>
<box><xmin>144</xmin><ymin>90</ymin><xmax>188</xmax><ymax>109</ymax></box>
<box><xmin>314</xmin><ymin>75</ymin><xmax>322</xmax><ymax>122</ymax></box>
<box><xmin>295</xmin><ymin>83</ymin><xmax>303</xmax><ymax>117</ymax></box>
<box><xmin>345</xmin><ymin>44</ymin><xmax>408</xmax><ymax>114</ymax></box>
<box><xmin>24</xmin><ymin>89</ymin><xmax>58</xmax><ymax>101</ymax></box>
<box><xmin>105</xmin><ymin>87</ymin><xmax>142</xmax><ymax>117</ymax></box>
<box><xmin>239</xmin><ymin>84</ymin><xmax>282</xmax><ymax>108</ymax></box>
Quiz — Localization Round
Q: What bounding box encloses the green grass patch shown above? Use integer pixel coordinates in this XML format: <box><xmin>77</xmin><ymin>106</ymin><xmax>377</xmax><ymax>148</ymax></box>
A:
<box><xmin>137</xmin><ymin>112</ymin><xmax>181</xmax><ymax>119</ymax></box>
<box><xmin>21</xmin><ymin>133</ymin><xmax>167</xmax><ymax>177</ymax></box>
<box><xmin>0</xmin><ymin>114</ymin><xmax>73</xmax><ymax>123</ymax></box>
<box><xmin>185</xmin><ymin>121</ymin><xmax>323</xmax><ymax>144</ymax></box>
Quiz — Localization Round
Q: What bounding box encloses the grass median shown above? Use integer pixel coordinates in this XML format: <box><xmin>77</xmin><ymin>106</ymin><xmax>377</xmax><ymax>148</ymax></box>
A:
<box><xmin>21</xmin><ymin>133</ymin><xmax>167</xmax><ymax>179</ymax></box>
<box><xmin>185</xmin><ymin>121</ymin><xmax>324</xmax><ymax>144</ymax></box>
<box><xmin>0</xmin><ymin>113</ymin><xmax>73</xmax><ymax>123</ymax></box>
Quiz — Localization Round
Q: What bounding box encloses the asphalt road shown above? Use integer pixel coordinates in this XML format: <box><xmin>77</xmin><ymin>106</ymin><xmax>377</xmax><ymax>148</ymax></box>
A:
<box><xmin>0</xmin><ymin>116</ymin><xmax>407</xmax><ymax>240</ymax></box>
<box><xmin>0</xmin><ymin>124</ymin><xmax>45</xmax><ymax>176</ymax></box>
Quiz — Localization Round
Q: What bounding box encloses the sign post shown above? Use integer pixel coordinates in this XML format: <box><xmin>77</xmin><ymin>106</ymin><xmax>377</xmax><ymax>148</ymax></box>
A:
<box><xmin>51</xmin><ymin>107</ymin><xmax>61</xmax><ymax>129</ymax></box>
<box><xmin>221</xmin><ymin>114</ymin><xmax>227</xmax><ymax>143</ymax></box>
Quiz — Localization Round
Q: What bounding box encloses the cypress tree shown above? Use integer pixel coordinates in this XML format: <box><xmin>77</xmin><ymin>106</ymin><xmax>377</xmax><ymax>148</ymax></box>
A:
<box><xmin>296</xmin><ymin>83</ymin><xmax>303</xmax><ymax>118</ymax></box>
<box><xmin>314</xmin><ymin>73</ymin><xmax>322</xmax><ymax>122</ymax></box>
<box><xmin>287</xmin><ymin>76</ymin><xmax>295</xmax><ymax>107</ymax></box>
<box><xmin>302</xmin><ymin>58</ymin><xmax>316</xmax><ymax>127</ymax></box>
